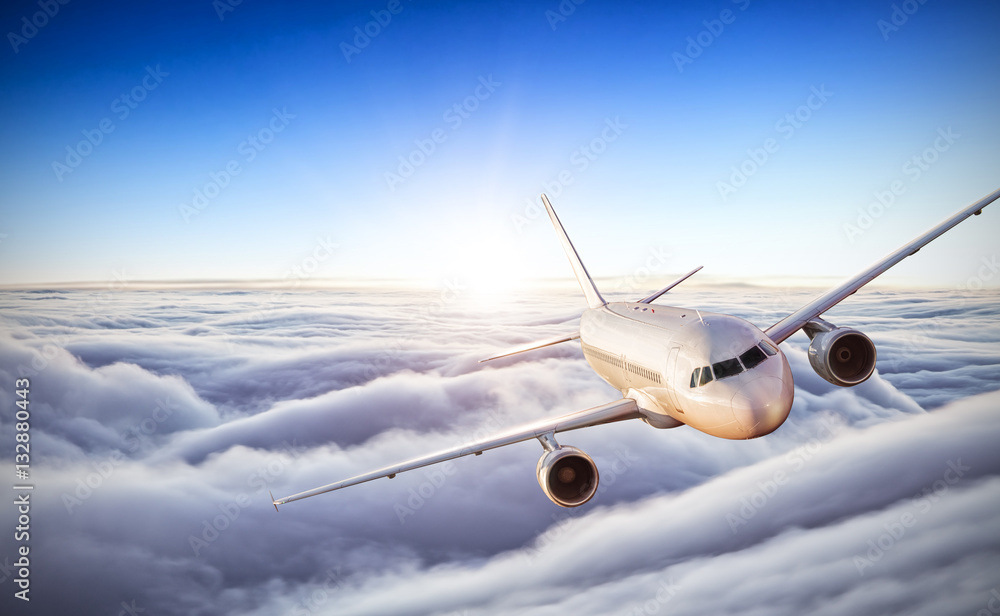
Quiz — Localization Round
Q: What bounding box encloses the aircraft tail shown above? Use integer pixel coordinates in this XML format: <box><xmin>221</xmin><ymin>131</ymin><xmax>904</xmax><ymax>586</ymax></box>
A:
<box><xmin>541</xmin><ymin>194</ymin><xmax>606</xmax><ymax>309</ymax></box>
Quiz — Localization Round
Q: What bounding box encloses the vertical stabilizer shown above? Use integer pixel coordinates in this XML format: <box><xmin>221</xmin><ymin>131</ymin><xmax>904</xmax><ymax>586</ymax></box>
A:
<box><xmin>541</xmin><ymin>194</ymin><xmax>606</xmax><ymax>309</ymax></box>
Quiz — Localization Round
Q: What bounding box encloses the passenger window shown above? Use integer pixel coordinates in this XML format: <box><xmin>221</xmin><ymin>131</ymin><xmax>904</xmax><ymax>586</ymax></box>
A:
<box><xmin>740</xmin><ymin>345</ymin><xmax>767</xmax><ymax>370</ymax></box>
<box><xmin>699</xmin><ymin>366</ymin><xmax>714</xmax><ymax>386</ymax></box>
<box><xmin>690</xmin><ymin>367</ymin><xmax>700</xmax><ymax>388</ymax></box>
<box><xmin>712</xmin><ymin>358</ymin><xmax>743</xmax><ymax>379</ymax></box>
<box><xmin>758</xmin><ymin>341</ymin><xmax>778</xmax><ymax>357</ymax></box>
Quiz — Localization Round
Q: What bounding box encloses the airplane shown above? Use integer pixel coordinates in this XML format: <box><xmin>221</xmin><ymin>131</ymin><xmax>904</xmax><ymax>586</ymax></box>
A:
<box><xmin>272</xmin><ymin>188</ymin><xmax>999</xmax><ymax>509</ymax></box>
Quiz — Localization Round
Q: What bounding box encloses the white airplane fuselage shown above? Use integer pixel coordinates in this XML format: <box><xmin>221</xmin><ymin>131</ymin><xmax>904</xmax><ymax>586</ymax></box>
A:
<box><xmin>579</xmin><ymin>302</ymin><xmax>794</xmax><ymax>439</ymax></box>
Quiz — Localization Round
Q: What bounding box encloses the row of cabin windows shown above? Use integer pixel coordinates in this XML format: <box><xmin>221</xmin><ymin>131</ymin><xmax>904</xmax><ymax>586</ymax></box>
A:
<box><xmin>626</xmin><ymin>360</ymin><xmax>662</xmax><ymax>385</ymax></box>
<box><xmin>584</xmin><ymin>344</ymin><xmax>623</xmax><ymax>369</ymax></box>
<box><xmin>584</xmin><ymin>344</ymin><xmax>662</xmax><ymax>385</ymax></box>
<box><xmin>690</xmin><ymin>340</ymin><xmax>779</xmax><ymax>388</ymax></box>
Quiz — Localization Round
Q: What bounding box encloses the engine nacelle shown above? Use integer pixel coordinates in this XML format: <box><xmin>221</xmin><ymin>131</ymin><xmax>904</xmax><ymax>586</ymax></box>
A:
<box><xmin>536</xmin><ymin>446</ymin><xmax>599</xmax><ymax>508</ymax></box>
<box><xmin>804</xmin><ymin>319</ymin><xmax>877</xmax><ymax>387</ymax></box>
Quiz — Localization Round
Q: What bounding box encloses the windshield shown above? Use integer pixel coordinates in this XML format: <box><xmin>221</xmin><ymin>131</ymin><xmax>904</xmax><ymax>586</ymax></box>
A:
<box><xmin>690</xmin><ymin>340</ymin><xmax>777</xmax><ymax>387</ymax></box>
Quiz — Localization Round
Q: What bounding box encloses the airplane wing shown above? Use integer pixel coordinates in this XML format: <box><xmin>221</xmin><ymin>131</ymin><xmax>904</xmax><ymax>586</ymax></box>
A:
<box><xmin>765</xmin><ymin>188</ymin><xmax>1000</xmax><ymax>344</ymax></box>
<box><xmin>271</xmin><ymin>397</ymin><xmax>640</xmax><ymax>507</ymax></box>
<box><xmin>479</xmin><ymin>330</ymin><xmax>580</xmax><ymax>362</ymax></box>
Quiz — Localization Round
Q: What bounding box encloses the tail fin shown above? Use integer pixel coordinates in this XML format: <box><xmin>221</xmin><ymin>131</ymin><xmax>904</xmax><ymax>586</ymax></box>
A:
<box><xmin>541</xmin><ymin>194</ymin><xmax>606</xmax><ymax>309</ymax></box>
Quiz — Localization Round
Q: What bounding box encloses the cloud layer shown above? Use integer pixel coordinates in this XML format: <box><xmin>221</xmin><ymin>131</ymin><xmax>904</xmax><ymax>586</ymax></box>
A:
<box><xmin>0</xmin><ymin>285</ymin><xmax>998</xmax><ymax>615</ymax></box>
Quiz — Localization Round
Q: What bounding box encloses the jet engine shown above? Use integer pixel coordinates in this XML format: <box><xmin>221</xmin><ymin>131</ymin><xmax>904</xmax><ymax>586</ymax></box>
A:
<box><xmin>536</xmin><ymin>446</ymin><xmax>599</xmax><ymax>507</ymax></box>
<box><xmin>803</xmin><ymin>318</ymin><xmax>877</xmax><ymax>387</ymax></box>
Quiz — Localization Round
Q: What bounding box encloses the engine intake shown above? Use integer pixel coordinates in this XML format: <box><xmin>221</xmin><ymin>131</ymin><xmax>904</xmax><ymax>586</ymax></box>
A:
<box><xmin>536</xmin><ymin>446</ymin><xmax>599</xmax><ymax>507</ymax></box>
<box><xmin>804</xmin><ymin>319</ymin><xmax>877</xmax><ymax>387</ymax></box>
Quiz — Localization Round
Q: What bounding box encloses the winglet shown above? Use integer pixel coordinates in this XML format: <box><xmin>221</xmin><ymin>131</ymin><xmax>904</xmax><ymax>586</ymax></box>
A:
<box><xmin>269</xmin><ymin>490</ymin><xmax>279</xmax><ymax>513</ymax></box>
<box><xmin>541</xmin><ymin>194</ymin><xmax>606</xmax><ymax>309</ymax></box>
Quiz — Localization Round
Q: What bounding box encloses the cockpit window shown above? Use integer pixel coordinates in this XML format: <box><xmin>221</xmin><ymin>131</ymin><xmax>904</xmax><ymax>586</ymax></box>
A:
<box><xmin>712</xmin><ymin>358</ymin><xmax>743</xmax><ymax>380</ymax></box>
<box><xmin>740</xmin><ymin>345</ymin><xmax>767</xmax><ymax>370</ymax></box>
<box><xmin>690</xmin><ymin>342</ymin><xmax>775</xmax><ymax>387</ymax></box>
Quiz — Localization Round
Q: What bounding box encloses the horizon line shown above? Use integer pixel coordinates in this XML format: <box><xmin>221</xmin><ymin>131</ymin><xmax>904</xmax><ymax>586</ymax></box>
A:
<box><xmin>0</xmin><ymin>274</ymin><xmax>991</xmax><ymax>293</ymax></box>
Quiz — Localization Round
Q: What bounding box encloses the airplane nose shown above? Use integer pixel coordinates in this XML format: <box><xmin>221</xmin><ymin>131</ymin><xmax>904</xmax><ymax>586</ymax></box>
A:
<box><xmin>731</xmin><ymin>376</ymin><xmax>790</xmax><ymax>437</ymax></box>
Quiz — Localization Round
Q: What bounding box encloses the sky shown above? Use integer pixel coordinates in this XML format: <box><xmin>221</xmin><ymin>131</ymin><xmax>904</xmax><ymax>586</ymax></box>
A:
<box><xmin>1</xmin><ymin>0</ymin><xmax>998</xmax><ymax>288</ymax></box>
<box><xmin>0</xmin><ymin>285</ymin><xmax>999</xmax><ymax>615</ymax></box>
<box><xmin>1</xmin><ymin>3</ymin><xmax>1000</xmax><ymax>614</ymax></box>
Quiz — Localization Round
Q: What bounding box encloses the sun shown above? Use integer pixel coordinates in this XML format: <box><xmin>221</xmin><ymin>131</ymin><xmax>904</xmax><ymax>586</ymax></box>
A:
<box><xmin>458</xmin><ymin>249</ymin><xmax>527</xmax><ymax>308</ymax></box>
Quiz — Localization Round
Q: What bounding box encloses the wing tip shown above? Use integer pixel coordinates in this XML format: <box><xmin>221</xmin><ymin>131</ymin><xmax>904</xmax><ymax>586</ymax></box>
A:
<box><xmin>269</xmin><ymin>489</ymin><xmax>279</xmax><ymax>513</ymax></box>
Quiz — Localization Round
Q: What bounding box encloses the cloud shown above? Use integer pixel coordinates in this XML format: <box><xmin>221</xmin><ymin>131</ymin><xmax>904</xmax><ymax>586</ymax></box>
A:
<box><xmin>241</xmin><ymin>389</ymin><xmax>1000</xmax><ymax>616</ymax></box>
<box><xmin>0</xmin><ymin>286</ymin><xmax>997</xmax><ymax>615</ymax></box>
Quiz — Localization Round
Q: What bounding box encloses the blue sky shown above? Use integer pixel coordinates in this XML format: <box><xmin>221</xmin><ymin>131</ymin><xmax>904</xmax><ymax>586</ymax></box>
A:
<box><xmin>1</xmin><ymin>0</ymin><xmax>998</xmax><ymax>287</ymax></box>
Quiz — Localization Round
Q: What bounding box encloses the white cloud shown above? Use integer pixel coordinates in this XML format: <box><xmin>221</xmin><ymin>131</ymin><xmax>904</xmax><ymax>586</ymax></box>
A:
<box><xmin>0</xmin><ymin>286</ymin><xmax>997</xmax><ymax>615</ymax></box>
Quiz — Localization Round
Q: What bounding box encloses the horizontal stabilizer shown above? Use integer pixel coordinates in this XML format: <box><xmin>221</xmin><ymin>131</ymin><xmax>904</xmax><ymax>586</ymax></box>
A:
<box><xmin>480</xmin><ymin>331</ymin><xmax>580</xmax><ymax>363</ymax></box>
<box><xmin>638</xmin><ymin>266</ymin><xmax>703</xmax><ymax>304</ymax></box>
